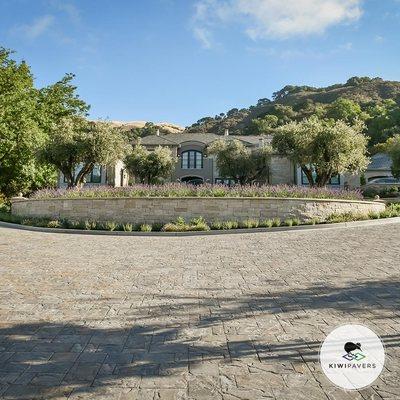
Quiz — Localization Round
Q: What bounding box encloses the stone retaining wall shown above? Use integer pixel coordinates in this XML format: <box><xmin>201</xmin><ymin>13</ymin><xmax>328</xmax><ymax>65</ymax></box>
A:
<box><xmin>11</xmin><ymin>197</ymin><xmax>385</xmax><ymax>224</ymax></box>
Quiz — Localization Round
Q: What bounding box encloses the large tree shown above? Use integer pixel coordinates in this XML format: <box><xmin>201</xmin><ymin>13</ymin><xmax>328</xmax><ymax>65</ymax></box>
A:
<box><xmin>0</xmin><ymin>48</ymin><xmax>91</xmax><ymax>197</ymax></box>
<box><xmin>380</xmin><ymin>134</ymin><xmax>400</xmax><ymax>179</ymax></box>
<box><xmin>125</xmin><ymin>143</ymin><xmax>175</xmax><ymax>184</ymax></box>
<box><xmin>272</xmin><ymin>117</ymin><xmax>369</xmax><ymax>187</ymax></box>
<box><xmin>41</xmin><ymin>118</ymin><xmax>129</xmax><ymax>188</ymax></box>
<box><xmin>207</xmin><ymin>139</ymin><xmax>272</xmax><ymax>185</ymax></box>
<box><xmin>0</xmin><ymin>48</ymin><xmax>48</xmax><ymax>197</ymax></box>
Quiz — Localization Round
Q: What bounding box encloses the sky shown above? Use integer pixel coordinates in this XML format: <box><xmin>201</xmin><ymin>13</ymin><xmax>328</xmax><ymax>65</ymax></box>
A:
<box><xmin>1</xmin><ymin>0</ymin><xmax>400</xmax><ymax>127</ymax></box>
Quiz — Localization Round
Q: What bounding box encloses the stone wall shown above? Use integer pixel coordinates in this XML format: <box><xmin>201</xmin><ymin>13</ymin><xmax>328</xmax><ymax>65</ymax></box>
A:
<box><xmin>11</xmin><ymin>197</ymin><xmax>385</xmax><ymax>224</ymax></box>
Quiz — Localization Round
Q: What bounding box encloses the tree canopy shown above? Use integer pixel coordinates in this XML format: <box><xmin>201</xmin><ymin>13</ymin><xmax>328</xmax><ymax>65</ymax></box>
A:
<box><xmin>380</xmin><ymin>135</ymin><xmax>400</xmax><ymax>179</ymax></box>
<box><xmin>207</xmin><ymin>139</ymin><xmax>272</xmax><ymax>185</ymax></box>
<box><xmin>272</xmin><ymin>117</ymin><xmax>369</xmax><ymax>187</ymax></box>
<box><xmin>125</xmin><ymin>144</ymin><xmax>175</xmax><ymax>184</ymax></box>
<box><xmin>0</xmin><ymin>48</ymin><xmax>93</xmax><ymax>196</ymax></box>
<box><xmin>41</xmin><ymin>118</ymin><xmax>129</xmax><ymax>188</ymax></box>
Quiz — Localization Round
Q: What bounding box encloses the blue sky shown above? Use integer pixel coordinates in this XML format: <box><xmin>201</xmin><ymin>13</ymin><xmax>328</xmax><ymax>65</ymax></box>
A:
<box><xmin>1</xmin><ymin>0</ymin><xmax>400</xmax><ymax>127</ymax></box>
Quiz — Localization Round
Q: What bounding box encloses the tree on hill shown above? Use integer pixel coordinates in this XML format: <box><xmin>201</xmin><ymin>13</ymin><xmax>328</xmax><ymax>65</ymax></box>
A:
<box><xmin>41</xmin><ymin>118</ymin><xmax>129</xmax><ymax>188</ymax></box>
<box><xmin>272</xmin><ymin>117</ymin><xmax>369</xmax><ymax>187</ymax></box>
<box><xmin>325</xmin><ymin>98</ymin><xmax>368</xmax><ymax>124</ymax></box>
<box><xmin>207</xmin><ymin>139</ymin><xmax>272</xmax><ymax>185</ymax></box>
<box><xmin>184</xmin><ymin>77</ymin><xmax>400</xmax><ymax>145</ymax></box>
<box><xmin>125</xmin><ymin>143</ymin><xmax>175</xmax><ymax>184</ymax></box>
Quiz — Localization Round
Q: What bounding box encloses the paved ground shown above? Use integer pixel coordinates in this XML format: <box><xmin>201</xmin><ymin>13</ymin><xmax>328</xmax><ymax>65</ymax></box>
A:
<box><xmin>0</xmin><ymin>223</ymin><xmax>399</xmax><ymax>399</ymax></box>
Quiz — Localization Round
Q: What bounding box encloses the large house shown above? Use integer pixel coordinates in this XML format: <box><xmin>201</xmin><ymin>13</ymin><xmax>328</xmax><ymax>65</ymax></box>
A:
<box><xmin>139</xmin><ymin>131</ymin><xmax>294</xmax><ymax>185</ymax></box>
<box><xmin>57</xmin><ymin>131</ymin><xmax>393</xmax><ymax>189</ymax></box>
<box><xmin>58</xmin><ymin>131</ymin><xmax>295</xmax><ymax>188</ymax></box>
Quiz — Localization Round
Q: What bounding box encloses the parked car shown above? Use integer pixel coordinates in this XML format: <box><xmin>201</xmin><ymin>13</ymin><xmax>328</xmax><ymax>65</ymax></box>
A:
<box><xmin>362</xmin><ymin>177</ymin><xmax>400</xmax><ymax>198</ymax></box>
<box><xmin>367</xmin><ymin>177</ymin><xmax>400</xmax><ymax>185</ymax></box>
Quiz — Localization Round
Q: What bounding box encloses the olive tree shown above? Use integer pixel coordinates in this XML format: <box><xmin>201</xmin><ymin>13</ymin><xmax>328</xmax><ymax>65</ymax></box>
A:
<box><xmin>125</xmin><ymin>143</ymin><xmax>175</xmax><ymax>184</ymax></box>
<box><xmin>207</xmin><ymin>139</ymin><xmax>272</xmax><ymax>185</ymax></box>
<box><xmin>272</xmin><ymin>117</ymin><xmax>369</xmax><ymax>187</ymax></box>
<box><xmin>41</xmin><ymin>118</ymin><xmax>129</xmax><ymax>188</ymax></box>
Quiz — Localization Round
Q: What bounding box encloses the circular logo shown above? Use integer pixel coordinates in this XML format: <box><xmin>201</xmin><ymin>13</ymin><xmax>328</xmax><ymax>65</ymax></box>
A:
<box><xmin>320</xmin><ymin>324</ymin><xmax>385</xmax><ymax>390</ymax></box>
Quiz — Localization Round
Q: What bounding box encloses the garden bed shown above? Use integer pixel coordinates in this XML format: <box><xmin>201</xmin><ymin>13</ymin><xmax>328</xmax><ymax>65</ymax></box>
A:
<box><xmin>2</xmin><ymin>204</ymin><xmax>399</xmax><ymax>233</ymax></box>
<box><xmin>32</xmin><ymin>184</ymin><xmax>363</xmax><ymax>200</ymax></box>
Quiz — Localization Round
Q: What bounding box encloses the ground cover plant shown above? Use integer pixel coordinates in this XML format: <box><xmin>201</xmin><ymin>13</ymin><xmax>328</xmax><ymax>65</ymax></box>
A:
<box><xmin>31</xmin><ymin>183</ymin><xmax>363</xmax><ymax>201</ymax></box>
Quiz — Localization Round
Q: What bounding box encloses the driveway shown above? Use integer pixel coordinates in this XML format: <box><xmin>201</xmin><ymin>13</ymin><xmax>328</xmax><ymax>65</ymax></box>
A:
<box><xmin>0</xmin><ymin>223</ymin><xmax>399</xmax><ymax>399</ymax></box>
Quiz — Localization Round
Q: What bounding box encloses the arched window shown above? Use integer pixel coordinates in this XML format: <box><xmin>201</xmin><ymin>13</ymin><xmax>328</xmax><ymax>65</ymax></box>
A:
<box><xmin>181</xmin><ymin>150</ymin><xmax>203</xmax><ymax>169</ymax></box>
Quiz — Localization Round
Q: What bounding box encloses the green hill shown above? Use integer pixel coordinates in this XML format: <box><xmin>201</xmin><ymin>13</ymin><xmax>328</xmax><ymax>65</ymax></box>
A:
<box><xmin>185</xmin><ymin>77</ymin><xmax>400</xmax><ymax>145</ymax></box>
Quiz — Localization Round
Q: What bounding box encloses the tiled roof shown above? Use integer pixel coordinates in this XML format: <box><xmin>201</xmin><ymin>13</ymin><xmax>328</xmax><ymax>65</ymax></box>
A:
<box><xmin>140</xmin><ymin>133</ymin><xmax>270</xmax><ymax>146</ymax></box>
<box><xmin>368</xmin><ymin>153</ymin><xmax>392</xmax><ymax>171</ymax></box>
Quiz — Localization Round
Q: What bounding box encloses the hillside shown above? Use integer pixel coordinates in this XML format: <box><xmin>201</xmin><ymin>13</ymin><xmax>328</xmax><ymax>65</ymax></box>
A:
<box><xmin>111</xmin><ymin>121</ymin><xmax>184</xmax><ymax>134</ymax></box>
<box><xmin>185</xmin><ymin>77</ymin><xmax>400</xmax><ymax>140</ymax></box>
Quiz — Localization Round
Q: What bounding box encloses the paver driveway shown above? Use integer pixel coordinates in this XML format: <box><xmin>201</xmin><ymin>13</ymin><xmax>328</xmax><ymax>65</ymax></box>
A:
<box><xmin>0</xmin><ymin>223</ymin><xmax>399</xmax><ymax>400</ymax></box>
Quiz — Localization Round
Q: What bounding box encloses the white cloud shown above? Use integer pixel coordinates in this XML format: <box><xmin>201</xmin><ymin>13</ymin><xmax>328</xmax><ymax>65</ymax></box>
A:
<box><xmin>192</xmin><ymin>0</ymin><xmax>363</xmax><ymax>45</ymax></box>
<box><xmin>12</xmin><ymin>15</ymin><xmax>55</xmax><ymax>40</ymax></box>
<box><xmin>193</xmin><ymin>27</ymin><xmax>214</xmax><ymax>49</ymax></box>
<box><xmin>48</xmin><ymin>0</ymin><xmax>81</xmax><ymax>24</ymax></box>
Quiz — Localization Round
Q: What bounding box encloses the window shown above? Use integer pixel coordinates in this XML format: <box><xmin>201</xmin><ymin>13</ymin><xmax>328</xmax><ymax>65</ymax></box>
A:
<box><xmin>301</xmin><ymin>169</ymin><xmax>340</xmax><ymax>186</ymax></box>
<box><xmin>181</xmin><ymin>150</ymin><xmax>203</xmax><ymax>169</ymax></box>
<box><xmin>84</xmin><ymin>165</ymin><xmax>102</xmax><ymax>183</ymax></box>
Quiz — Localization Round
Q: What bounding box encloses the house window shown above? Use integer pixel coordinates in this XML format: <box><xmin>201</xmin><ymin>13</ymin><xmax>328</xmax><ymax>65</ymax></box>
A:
<box><xmin>301</xmin><ymin>169</ymin><xmax>340</xmax><ymax>186</ymax></box>
<box><xmin>181</xmin><ymin>150</ymin><xmax>203</xmax><ymax>169</ymax></box>
<box><xmin>84</xmin><ymin>165</ymin><xmax>102</xmax><ymax>183</ymax></box>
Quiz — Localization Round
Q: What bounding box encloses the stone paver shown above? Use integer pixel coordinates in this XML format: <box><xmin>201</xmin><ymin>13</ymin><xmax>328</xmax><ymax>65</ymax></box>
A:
<box><xmin>0</xmin><ymin>223</ymin><xmax>399</xmax><ymax>399</ymax></box>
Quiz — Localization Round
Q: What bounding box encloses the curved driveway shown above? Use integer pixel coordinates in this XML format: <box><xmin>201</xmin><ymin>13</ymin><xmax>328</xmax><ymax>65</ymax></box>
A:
<box><xmin>0</xmin><ymin>223</ymin><xmax>399</xmax><ymax>399</ymax></box>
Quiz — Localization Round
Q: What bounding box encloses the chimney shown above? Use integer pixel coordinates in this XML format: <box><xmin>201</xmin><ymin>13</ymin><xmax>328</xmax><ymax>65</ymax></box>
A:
<box><xmin>156</xmin><ymin>128</ymin><xmax>160</xmax><ymax>136</ymax></box>
<box><xmin>224</xmin><ymin>128</ymin><xmax>229</xmax><ymax>136</ymax></box>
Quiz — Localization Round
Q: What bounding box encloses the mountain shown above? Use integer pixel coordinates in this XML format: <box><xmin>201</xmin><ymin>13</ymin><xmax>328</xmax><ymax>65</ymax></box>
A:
<box><xmin>111</xmin><ymin>121</ymin><xmax>184</xmax><ymax>134</ymax></box>
<box><xmin>185</xmin><ymin>77</ymin><xmax>400</xmax><ymax>137</ymax></box>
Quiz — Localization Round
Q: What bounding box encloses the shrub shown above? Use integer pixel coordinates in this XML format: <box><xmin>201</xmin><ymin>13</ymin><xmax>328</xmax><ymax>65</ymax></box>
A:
<box><xmin>368</xmin><ymin>212</ymin><xmax>380</xmax><ymax>220</ymax></box>
<box><xmin>0</xmin><ymin>211</ymin><xmax>21</xmax><ymax>224</ymax></box>
<box><xmin>240</xmin><ymin>219</ymin><xmax>259</xmax><ymax>229</ymax></box>
<box><xmin>162</xmin><ymin>217</ymin><xmax>210</xmax><ymax>232</ymax></box>
<box><xmin>272</xmin><ymin>218</ymin><xmax>281</xmax><ymax>227</ymax></box>
<box><xmin>21</xmin><ymin>218</ymin><xmax>34</xmax><ymax>226</ymax></box>
<box><xmin>284</xmin><ymin>218</ymin><xmax>293</xmax><ymax>227</ymax></box>
<box><xmin>122</xmin><ymin>223</ymin><xmax>133</xmax><ymax>232</ymax></box>
<box><xmin>292</xmin><ymin>218</ymin><xmax>301</xmax><ymax>226</ymax></box>
<box><xmin>71</xmin><ymin>220</ymin><xmax>85</xmax><ymax>229</ymax></box>
<box><xmin>211</xmin><ymin>221</ymin><xmax>223</xmax><ymax>230</ymax></box>
<box><xmin>150</xmin><ymin>222</ymin><xmax>162</xmax><ymax>232</ymax></box>
<box><xmin>362</xmin><ymin>187</ymin><xmax>378</xmax><ymax>198</ymax></box>
<box><xmin>102</xmin><ymin>221</ymin><xmax>117</xmax><ymax>231</ymax></box>
<box><xmin>84</xmin><ymin>220</ymin><xmax>97</xmax><ymax>230</ymax></box>
<box><xmin>260</xmin><ymin>219</ymin><xmax>273</xmax><ymax>228</ymax></box>
<box><xmin>47</xmin><ymin>220</ymin><xmax>61</xmax><ymax>228</ymax></box>
<box><xmin>222</xmin><ymin>220</ymin><xmax>239</xmax><ymax>230</ymax></box>
<box><xmin>139</xmin><ymin>224</ymin><xmax>152</xmax><ymax>232</ymax></box>
<box><xmin>326</xmin><ymin>212</ymin><xmax>369</xmax><ymax>223</ymax></box>
<box><xmin>189</xmin><ymin>217</ymin><xmax>210</xmax><ymax>231</ymax></box>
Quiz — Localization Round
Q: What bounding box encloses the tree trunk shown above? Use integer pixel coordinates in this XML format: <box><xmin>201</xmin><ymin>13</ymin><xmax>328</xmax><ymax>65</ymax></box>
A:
<box><xmin>74</xmin><ymin>162</ymin><xmax>94</xmax><ymax>187</ymax></box>
<box><xmin>301</xmin><ymin>165</ymin><xmax>315</xmax><ymax>187</ymax></box>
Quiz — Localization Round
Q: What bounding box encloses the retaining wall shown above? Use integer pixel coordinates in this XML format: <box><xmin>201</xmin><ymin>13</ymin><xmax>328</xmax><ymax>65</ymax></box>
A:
<box><xmin>11</xmin><ymin>197</ymin><xmax>385</xmax><ymax>224</ymax></box>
